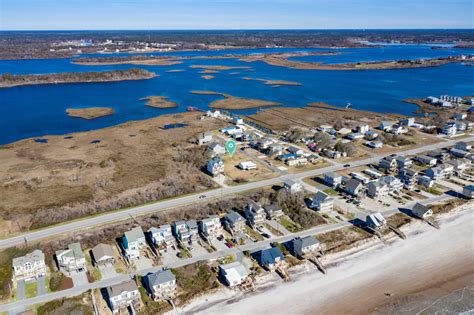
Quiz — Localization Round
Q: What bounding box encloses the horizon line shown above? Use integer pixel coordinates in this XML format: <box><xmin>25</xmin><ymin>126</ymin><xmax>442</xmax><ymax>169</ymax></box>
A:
<box><xmin>1</xmin><ymin>28</ymin><xmax>474</xmax><ymax>32</ymax></box>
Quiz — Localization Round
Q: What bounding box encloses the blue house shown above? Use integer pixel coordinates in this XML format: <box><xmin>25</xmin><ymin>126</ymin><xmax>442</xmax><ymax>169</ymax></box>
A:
<box><xmin>252</xmin><ymin>247</ymin><xmax>285</xmax><ymax>270</ymax></box>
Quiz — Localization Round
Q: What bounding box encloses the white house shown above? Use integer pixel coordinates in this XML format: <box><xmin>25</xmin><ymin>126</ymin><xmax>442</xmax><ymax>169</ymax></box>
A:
<box><xmin>106</xmin><ymin>280</ymin><xmax>141</xmax><ymax>314</ymax></box>
<box><xmin>12</xmin><ymin>250</ymin><xmax>46</xmax><ymax>282</ymax></box>
<box><xmin>344</xmin><ymin>179</ymin><xmax>364</xmax><ymax>197</ymax></box>
<box><xmin>219</xmin><ymin>261</ymin><xmax>249</xmax><ymax>287</ymax></box>
<box><xmin>366</xmin><ymin>213</ymin><xmax>386</xmax><ymax>230</ymax></box>
<box><xmin>173</xmin><ymin>220</ymin><xmax>198</xmax><ymax>243</ymax></box>
<box><xmin>197</xmin><ymin>131</ymin><xmax>213</xmax><ymax>145</ymax></box>
<box><xmin>415</xmin><ymin>155</ymin><xmax>438</xmax><ymax>166</ymax></box>
<box><xmin>310</xmin><ymin>191</ymin><xmax>334</xmax><ymax>211</ymax></box>
<box><xmin>367</xmin><ymin>181</ymin><xmax>389</xmax><ymax>198</ymax></box>
<box><xmin>411</xmin><ymin>203</ymin><xmax>433</xmax><ymax>219</ymax></box>
<box><xmin>418</xmin><ymin>175</ymin><xmax>434</xmax><ymax>188</ymax></box>
<box><xmin>442</xmin><ymin>122</ymin><xmax>457</xmax><ymax>136</ymax></box>
<box><xmin>208</xmin><ymin>143</ymin><xmax>226</xmax><ymax>156</ymax></box>
<box><xmin>287</xmin><ymin>236</ymin><xmax>321</xmax><ymax>258</ymax></box>
<box><xmin>284</xmin><ymin>179</ymin><xmax>303</xmax><ymax>194</ymax></box>
<box><xmin>324</xmin><ymin>172</ymin><xmax>342</xmax><ymax>188</ymax></box>
<box><xmin>123</xmin><ymin>227</ymin><xmax>146</xmax><ymax>259</ymax></box>
<box><xmin>148</xmin><ymin>225</ymin><xmax>174</xmax><ymax>249</ymax></box>
<box><xmin>56</xmin><ymin>243</ymin><xmax>86</xmax><ymax>273</ymax></box>
<box><xmin>356</xmin><ymin>124</ymin><xmax>370</xmax><ymax>134</ymax></box>
<box><xmin>245</xmin><ymin>202</ymin><xmax>266</xmax><ymax>228</ymax></box>
<box><xmin>198</xmin><ymin>216</ymin><xmax>222</xmax><ymax>240</ymax></box>
<box><xmin>238</xmin><ymin>161</ymin><xmax>257</xmax><ymax>170</ymax></box>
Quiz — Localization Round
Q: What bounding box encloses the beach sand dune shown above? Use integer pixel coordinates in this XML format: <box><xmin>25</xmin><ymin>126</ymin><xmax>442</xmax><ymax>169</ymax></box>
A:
<box><xmin>180</xmin><ymin>206</ymin><xmax>474</xmax><ymax>315</ymax></box>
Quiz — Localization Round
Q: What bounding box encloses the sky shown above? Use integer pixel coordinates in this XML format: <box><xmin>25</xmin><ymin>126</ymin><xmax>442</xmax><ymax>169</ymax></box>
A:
<box><xmin>0</xmin><ymin>0</ymin><xmax>473</xmax><ymax>30</ymax></box>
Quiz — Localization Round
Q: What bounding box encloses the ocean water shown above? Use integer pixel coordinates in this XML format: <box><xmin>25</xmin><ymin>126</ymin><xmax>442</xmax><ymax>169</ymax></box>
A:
<box><xmin>1</xmin><ymin>45</ymin><xmax>474</xmax><ymax>144</ymax></box>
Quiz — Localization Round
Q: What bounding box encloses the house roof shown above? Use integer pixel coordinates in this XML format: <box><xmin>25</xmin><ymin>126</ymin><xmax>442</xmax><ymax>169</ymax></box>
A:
<box><xmin>148</xmin><ymin>224</ymin><xmax>171</xmax><ymax>234</ymax></box>
<box><xmin>254</xmin><ymin>247</ymin><xmax>285</xmax><ymax>266</ymax></box>
<box><xmin>145</xmin><ymin>269</ymin><xmax>175</xmax><ymax>286</ymax></box>
<box><xmin>125</xmin><ymin>226</ymin><xmax>145</xmax><ymax>243</ymax></box>
<box><xmin>13</xmin><ymin>250</ymin><xmax>44</xmax><ymax>267</ymax></box>
<box><xmin>313</xmin><ymin>191</ymin><xmax>332</xmax><ymax>202</ymax></box>
<box><xmin>366</xmin><ymin>213</ymin><xmax>386</xmax><ymax>228</ymax></box>
<box><xmin>345</xmin><ymin>179</ymin><xmax>362</xmax><ymax>192</ymax></box>
<box><xmin>264</xmin><ymin>204</ymin><xmax>283</xmax><ymax>212</ymax></box>
<box><xmin>412</xmin><ymin>203</ymin><xmax>431</xmax><ymax>215</ymax></box>
<box><xmin>91</xmin><ymin>244</ymin><xmax>114</xmax><ymax>261</ymax></box>
<box><xmin>225</xmin><ymin>211</ymin><xmax>245</xmax><ymax>224</ymax></box>
<box><xmin>464</xmin><ymin>185</ymin><xmax>474</xmax><ymax>192</ymax></box>
<box><xmin>220</xmin><ymin>261</ymin><xmax>248</xmax><ymax>282</ymax></box>
<box><xmin>324</xmin><ymin>172</ymin><xmax>341</xmax><ymax>179</ymax></box>
<box><xmin>56</xmin><ymin>243</ymin><xmax>84</xmax><ymax>260</ymax></box>
<box><xmin>288</xmin><ymin>236</ymin><xmax>320</xmax><ymax>257</ymax></box>
<box><xmin>107</xmin><ymin>280</ymin><xmax>138</xmax><ymax>298</ymax></box>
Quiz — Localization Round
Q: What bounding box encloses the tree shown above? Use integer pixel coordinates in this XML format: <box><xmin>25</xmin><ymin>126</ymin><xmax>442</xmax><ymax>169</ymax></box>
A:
<box><xmin>313</xmin><ymin>132</ymin><xmax>331</xmax><ymax>149</ymax></box>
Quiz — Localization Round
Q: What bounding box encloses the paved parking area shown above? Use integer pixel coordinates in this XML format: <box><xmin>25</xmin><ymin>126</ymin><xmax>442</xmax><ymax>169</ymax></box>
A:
<box><xmin>37</xmin><ymin>276</ymin><xmax>46</xmax><ymax>296</ymax></box>
<box><xmin>189</xmin><ymin>243</ymin><xmax>208</xmax><ymax>257</ymax></box>
<box><xmin>70</xmin><ymin>271</ymin><xmax>88</xmax><ymax>287</ymax></box>
<box><xmin>160</xmin><ymin>248</ymin><xmax>180</xmax><ymax>266</ymax></box>
<box><xmin>211</xmin><ymin>238</ymin><xmax>229</xmax><ymax>251</ymax></box>
<box><xmin>99</xmin><ymin>264</ymin><xmax>117</xmax><ymax>279</ymax></box>
<box><xmin>16</xmin><ymin>280</ymin><xmax>25</xmax><ymax>300</ymax></box>
<box><xmin>133</xmin><ymin>257</ymin><xmax>153</xmax><ymax>271</ymax></box>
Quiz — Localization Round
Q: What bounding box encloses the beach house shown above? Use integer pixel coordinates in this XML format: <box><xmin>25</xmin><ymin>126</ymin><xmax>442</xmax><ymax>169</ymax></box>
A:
<box><xmin>143</xmin><ymin>269</ymin><xmax>176</xmax><ymax>301</ymax></box>
<box><xmin>366</xmin><ymin>213</ymin><xmax>386</xmax><ymax>231</ymax></box>
<box><xmin>286</xmin><ymin>236</ymin><xmax>321</xmax><ymax>259</ymax></box>
<box><xmin>263</xmin><ymin>204</ymin><xmax>284</xmax><ymax>220</ymax></box>
<box><xmin>462</xmin><ymin>185</ymin><xmax>474</xmax><ymax>199</ymax></box>
<box><xmin>122</xmin><ymin>226</ymin><xmax>146</xmax><ymax>259</ymax></box>
<box><xmin>253</xmin><ymin>247</ymin><xmax>286</xmax><ymax>270</ymax></box>
<box><xmin>411</xmin><ymin>203</ymin><xmax>433</xmax><ymax>219</ymax></box>
<box><xmin>223</xmin><ymin>211</ymin><xmax>246</xmax><ymax>235</ymax></box>
<box><xmin>344</xmin><ymin>179</ymin><xmax>364</xmax><ymax>197</ymax></box>
<box><xmin>12</xmin><ymin>250</ymin><xmax>46</xmax><ymax>282</ymax></box>
<box><xmin>91</xmin><ymin>244</ymin><xmax>116</xmax><ymax>266</ymax></box>
<box><xmin>106</xmin><ymin>280</ymin><xmax>141</xmax><ymax>314</ymax></box>
<box><xmin>56</xmin><ymin>243</ymin><xmax>86</xmax><ymax>273</ymax></box>
<box><xmin>173</xmin><ymin>220</ymin><xmax>199</xmax><ymax>243</ymax></box>
<box><xmin>245</xmin><ymin>202</ymin><xmax>266</xmax><ymax>228</ymax></box>
<box><xmin>367</xmin><ymin>181</ymin><xmax>389</xmax><ymax>198</ymax></box>
<box><xmin>148</xmin><ymin>224</ymin><xmax>174</xmax><ymax>249</ymax></box>
<box><xmin>207</xmin><ymin>157</ymin><xmax>225</xmax><ymax>176</ymax></box>
<box><xmin>198</xmin><ymin>215</ymin><xmax>222</xmax><ymax>240</ymax></box>
<box><xmin>310</xmin><ymin>191</ymin><xmax>334</xmax><ymax>211</ymax></box>
<box><xmin>323</xmin><ymin>172</ymin><xmax>342</xmax><ymax>188</ymax></box>
<box><xmin>219</xmin><ymin>261</ymin><xmax>249</xmax><ymax>287</ymax></box>
<box><xmin>284</xmin><ymin>179</ymin><xmax>303</xmax><ymax>194</ymax></box>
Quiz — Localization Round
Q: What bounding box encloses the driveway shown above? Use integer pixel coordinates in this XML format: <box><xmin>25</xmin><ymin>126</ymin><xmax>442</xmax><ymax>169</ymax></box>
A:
<box><xmin>37</xmin><ymin>276</ymin><xmax>47</xmax><ymax>296</ymax></box>
<box><xmin>16</xmin><ymin>280</ymin><xmax>25</xmax><ymax>300</ymax></box>
<box><xmin>266</xmin><ymin>220</ymin><xmax>290</xmax><ymax>236</ymax></box>
<box><xmin>133</xmin><ymin>257</ymin><xmax>153</xmax><ymax>271</ymax></box>
<box><xmin>70</xmin><ymin>271</ymin><xmax>89</xmax><ymax>287</ymax></box>
<box><xmin>99</xmin><ymin>264</ymin><xmax>117</xmax><ymax>280</ymax></box>
<box><xmin>160</xmin><ymin>248</ymin><xmax>180</xmax><ymax>266</ymax></box>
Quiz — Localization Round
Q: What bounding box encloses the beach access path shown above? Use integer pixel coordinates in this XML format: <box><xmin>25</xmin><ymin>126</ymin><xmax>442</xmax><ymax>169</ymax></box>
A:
<box><xmin>0</xmin><ymin>135</ymin><xmax>472</xmax><ymax>252</ymax></box>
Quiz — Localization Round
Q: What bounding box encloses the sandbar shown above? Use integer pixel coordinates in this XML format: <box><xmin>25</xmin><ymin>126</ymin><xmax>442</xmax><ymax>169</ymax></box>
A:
<box><xmin>66</xmin><ymin>107</ymin><xmax>115</xmax><ymax>120</ymax></box>
<box><xmin>243</xmin><ymin>77</ymin><xmax>302</xmax><ymax>86</ymax></box>
<box><xmin>190</xmin><ymin>90</ymin><xmax>280</xmax><ymax>110</ymax></box>
<box><xmin>189</xmin><ymin>65</ymin><xmax>252</xmax><ymax>71</ymax></box>
<box><xmin>201</xmin><ymin>75</ymin><xmax>215</xmax><ymax>80</ymax></box>
<box><xmin>140</xmin><ymin>96</ymin><xmax>178</xmax><ymax>108</ymax></box>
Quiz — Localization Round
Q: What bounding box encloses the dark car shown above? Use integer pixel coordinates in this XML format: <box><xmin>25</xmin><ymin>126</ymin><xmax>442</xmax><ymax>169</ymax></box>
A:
<box><xmin>262</xmin><ymin>233</ymin><xmax>271</xmax><ymax>239</ymax></box>
<box><xmin>344</xmin><ymin>164</ymin><xmax>351</xmax><ymax>167</ymax></box>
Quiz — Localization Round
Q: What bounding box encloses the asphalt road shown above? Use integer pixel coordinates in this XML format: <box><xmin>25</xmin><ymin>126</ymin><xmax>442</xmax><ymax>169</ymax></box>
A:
<box><xmin>0</xmin><ymin>135</ymin><xmax>471</xmax><ymax>251</ymax></box>
<box><xmin>0</xmin><ymin>192</ymin><xmax>455</xmax><ymax>313</ymax></box>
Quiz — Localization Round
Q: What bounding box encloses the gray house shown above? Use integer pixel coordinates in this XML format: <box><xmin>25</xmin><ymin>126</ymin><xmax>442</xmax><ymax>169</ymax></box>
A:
<box><xmin>106</xmin><ymin>280</ymin><xmax>141</xmax><ymax>314</ymax></box>
<box><xmin>412</xmin><ymin>203</ymin><xmax>433</xmax><ymax>219</ymax></box>
<box><xmin>223</xmin><ymin>211</ymin><xmax>246</xmax><ymax>235</ymax></box>
<box><xmin>91</xmin><ymin>243</ymin><xmax>116</xmax><ymax>266</ymax></box>
<box><xmin>344</xmin><ymin>179</ymin><xmax>364</xmax><ymax>197</ymax></box>
<box><xmin>144</xmin><ymin>269</ymin><xmax>177</xmax><ymax>301</ymax></box>
<box><xmin>286</xmin><ymin>236</ymin><xmax>321</xmax><ymax>258</ymax></box>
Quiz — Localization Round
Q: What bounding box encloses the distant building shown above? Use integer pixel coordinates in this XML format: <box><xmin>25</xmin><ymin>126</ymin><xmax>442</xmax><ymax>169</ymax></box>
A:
<box><xmin>398</xmin><ymin>168</ymin><xmax>419</xmax><ymax>191</ymax></box>
<box><xmin>455</xmin><ymin>141</ymin><xmax>472</xmax><ymax>152</ymax></box>
<box><xmin>197</xmin><ymin>131</ymin><xmax>213</xmax><ymax>145</ymax></box>
<box><xmin>415</xmin><ymin>155</ymin><xmax>437</xmax><ymax>166</ymax></box>
<box><xmin>400</xmin><ymin>117</ymin><xmax>415</xmax><ymax>127</ymax></box>
<box><xmin>441</xmin><ymin>122</ymin><xmax>457</xmax><ymax>136</ymax></box>
<box><xmin>106</xmin><ymin>280</ymin><xmax>141</xmax><ymax>314</ymax></box>
<box><xmin>395</xmin><ymin>156</ymin><xmax>413</xmax><ymax>169</ymax></box>
<box><xmin>233</xmin><ymin>117</ymin><xmax>244</xmax><ymax>125</ymax></box>
<box><xmin>356</xmin><ymin>124</ymin><xmax>370</xmax><ymax>134</ymax></box>
<box><xmin>418</xmin><ymin>175</ymin><xmax>434</xmax><ymax>188</ymax></box>
<box><xmin>208</xmin><ymin>143</ymin><xmax>226</xmax><ymax>156</ymax></box>
<box><xmin>286</xmin><ymin>157</ymin><xmax>308</xmax><ymax>167</ymax></box>
<box><xmin>454</xmin><ymin>113</ymin><xmax>467</xmax><ymax>121</ymax></box>
<box><xmin>366</xmin><ymin>141</ymin><xmax>383</xmax><ymax>149</ymax></box>
<box><xmin>379</xmin><ymin>156</ymin><xmax>397</xmax><ymax>172</ymax></box>
<box><xmin>219</xmin><ymin>261</ymin><xmax>249</xmax><ymax>287</ymax></box>
<box><xmin>310</xmin><ymin>191</ymin><xmax>334</xmax><ymax>211</ymax></box>
<box><xmin>144</xmin><ymin>269</ymin><xmax>176</xmax><ymax>301</ymax></box>
<box><xmin>378</xmin><ymin>121</ymin><xmax>394</xmax><ymax>131</ymax></box>
<box><xmin>364</xmin><ymin>130</ymin><xmax>379</xmax><ymax>140</ymax></box>
<box><xmin>12</xmin><ymin>250</ymin><xmax>46</xmax><ymax>282</ymax></box>
<box><xmin>344</xmin><ymin>179</ymin><xmax>364</xmax><ymax>197</ymax></box>
<box><xmin>367</xmin><ymin>181</ymin><xmax>389</xmax><ymax>198</ymax></box>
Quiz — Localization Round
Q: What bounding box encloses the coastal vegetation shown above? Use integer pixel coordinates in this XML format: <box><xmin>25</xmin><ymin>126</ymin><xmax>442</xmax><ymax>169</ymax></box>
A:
<box><xmin>191</xmin><ymin>90</ymin><xmax>280</xmax><ymax>109</ymax></box>
<box><xmin>0</xmin><ymin>68</ymin><xmax>157</xmax><ymax>88</ymax></box>
<box><xmin>66</xmin><ymin>107</ymin><xmax>115</xmax><ymax>120</ymax></box>
<box><xmin>73</xmin><ymin>55</ymin><xmax>182</xmax><ymax>66</ymax></box>
<box><xmin>140</xmin><ymin>96</ymin><xmax>178</xmax><ymax>108</ymax></box>
<box><xmin>242</xmin><ymin>77</ymin><xmax>303</xmax><ymax>86</ymax></box>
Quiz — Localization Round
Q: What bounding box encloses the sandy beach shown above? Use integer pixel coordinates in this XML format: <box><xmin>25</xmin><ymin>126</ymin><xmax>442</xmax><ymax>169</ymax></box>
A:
<box><xmin>178</xmin><ymin>203</ymin><xmax>474</xmax><ymax>315</ymax></box>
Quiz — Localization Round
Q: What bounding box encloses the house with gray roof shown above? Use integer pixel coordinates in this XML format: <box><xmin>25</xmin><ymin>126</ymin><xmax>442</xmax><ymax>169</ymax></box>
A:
<box><xmin>412</xmin><ymin>203</ymin><xmax>433</xmax><ymax>219</ymax></box>
<box><xmin>91</xmin><ymin>243</ymin><xmax>115</xmax><ymax>266</ymax></box>
<box><xmin>286</xmin><ymin>236</ymin><xmax>321</xmax><ymax>258</ymax></box>
<box><xmin>366</xmin><ymin>213</ymin><xmax>386</xmax><ymax>231</ymax></box>
<box><xmin>12</xmin><ymin>249</ymin><xmax>46</xmax><ymax>282</ymax></box>
<box><xmin>244</xmin><ymin>202</ymin><xmax>266</xmax><ymax>228</ymax></box>
<box><xmin>144</xmin><ymin>269</ymin><xmax>176</xmax><ymax>301</ymax></box>
<box><xmin>148</xmin><ymin>224</ymin><xmax>175</xmax><ymax>249</ymax></box>
<box><xmin>199</xmin><ymin>215</ymin><xmax>222</xmax><ymax>240</ymax></box>
<box><xmin>106</xmin><ymin>280</ymin><xmax>141</xmax><ymax>314</ymax></box>
<box><xmin>173</xmin><ymin>220</ymin><xmax>198</xmax><ymax>243</ymax></box>
<box><xmin>219</xmin><ymin>261</ymin><xmax>249</xmax><ymax>287</ymax></box>
<box><xmin>367</xmin><ymin>181</ymin><xmax>389</xmax><ymax>198</ymax></box>
<box><xmin>223</xmin><ymin>211</ymin><xmax>246</xmax><ymax>235</ymax></box>
<box><xmin>264</xmin><ymin>204</ymin><xmax>284</xmax><ymax>220</ymax></box>
<box><xmin>310</xmin><ymin>191</ymin><xmax>334</xmax><ymax>211</ymax></box>
<box><xmin>344</xmin><ymin>179</ymin><xmax>364</xmax><ymax>197</ymax></box>
<box><xmin>323</xmin><ymin>172</ymin><xmax>342</xmax><ymax>188</ymax></box>
<box><xmin>56</xmin><ymin>243</ymin><xmax>86</xmax><ymax>273</ymax></box>
<box><xmin>462</xmin><ymin>185</ymin><xmax>474</xmax><ymax>199</ymax></box>
<box><xmin>284</xmin><ymin>179</ymin><xmax>303</xmax><ymax>194</ymax></box>
<box><xmin>123</xmin><ymin>226</ymin><xmax>146</xmax><ymax>259</ymax></box>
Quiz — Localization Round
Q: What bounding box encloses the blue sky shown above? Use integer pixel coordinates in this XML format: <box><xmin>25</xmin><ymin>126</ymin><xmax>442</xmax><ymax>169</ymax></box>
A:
<box><xmin>1</xmin><ymin>0</ymin><xmax>473</xmax><ymax>30</ymax></box>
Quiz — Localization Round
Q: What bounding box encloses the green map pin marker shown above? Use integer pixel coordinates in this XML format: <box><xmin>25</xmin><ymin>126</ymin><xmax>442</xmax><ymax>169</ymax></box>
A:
<box><xmin>226</xmin><ymin>140</ymin><xmax>237</xmax><ymax>157</ymax></box>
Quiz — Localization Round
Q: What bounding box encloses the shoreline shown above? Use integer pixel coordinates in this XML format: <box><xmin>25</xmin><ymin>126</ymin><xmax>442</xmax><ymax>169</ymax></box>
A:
<box><xmin>177</xmin><ymin>204</ymin><xmax>474</xmax><ymax>314</ymax></box>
